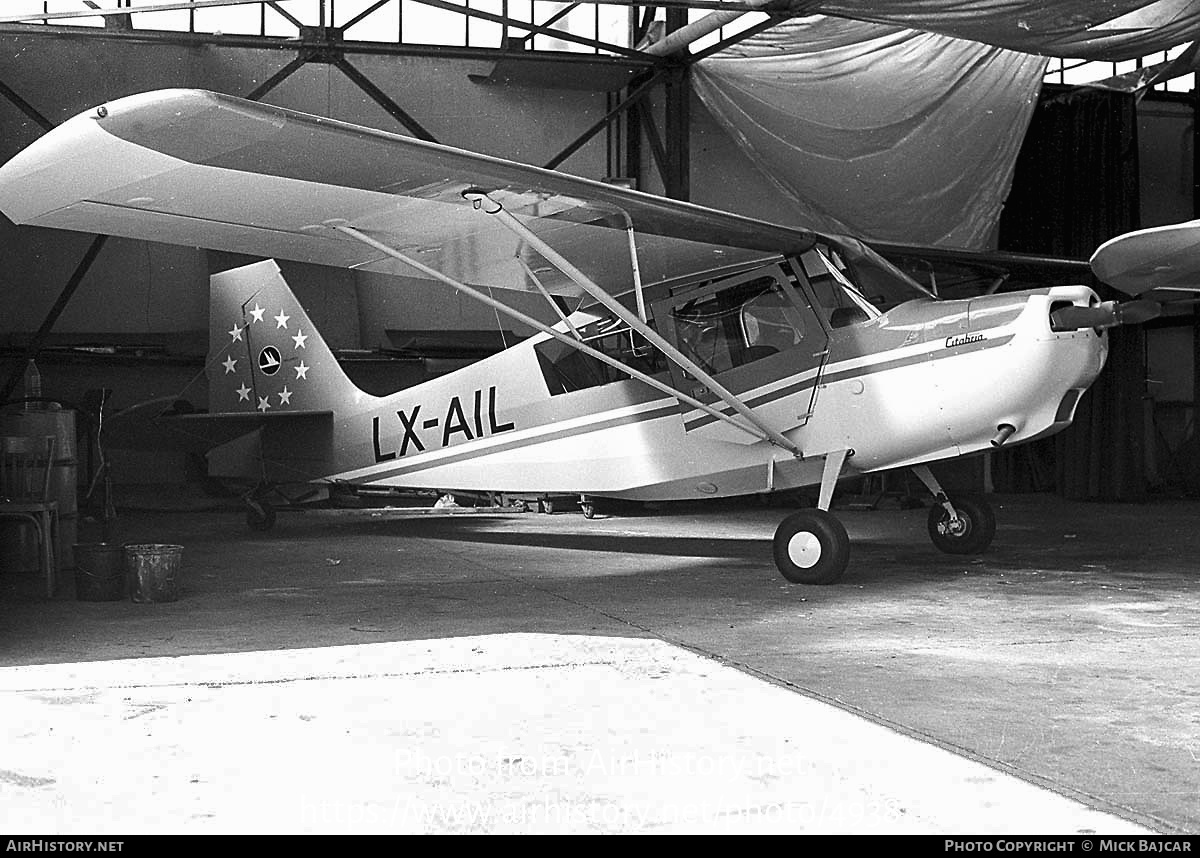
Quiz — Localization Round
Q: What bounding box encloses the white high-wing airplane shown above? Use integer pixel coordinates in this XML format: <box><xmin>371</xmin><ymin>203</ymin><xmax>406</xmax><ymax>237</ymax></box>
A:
<box><xmin>0</xmin><ymin>89</ymin><xmax>1159</xmax><ymax>584</ymax></box>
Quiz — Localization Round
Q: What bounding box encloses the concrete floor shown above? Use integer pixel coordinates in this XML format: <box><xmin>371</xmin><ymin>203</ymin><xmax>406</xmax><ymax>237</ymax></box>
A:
<box><xmin>1</xmin><ymin>490</ymin><xmax>1198</xmax><ymax>833</ymax></box>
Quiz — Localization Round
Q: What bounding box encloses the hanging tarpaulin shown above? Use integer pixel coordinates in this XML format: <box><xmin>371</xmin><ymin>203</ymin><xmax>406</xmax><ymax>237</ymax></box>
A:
<box><xmin>808</xmin><ymin>0</ymin><xmax>1200</xmax><ymax>61</ymax></box>
<box><xmin>694</xmin><ymin>17</ymin><xmax>1047</xmax><ymax>248</ymax></box>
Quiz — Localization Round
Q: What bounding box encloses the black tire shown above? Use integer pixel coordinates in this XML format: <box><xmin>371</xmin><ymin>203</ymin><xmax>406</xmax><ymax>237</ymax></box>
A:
<box><xmin>927</xmin><ymin>495</ymin><xmax>995</xmax><ymax>555</ymax></box>
<box><xmin>773</xmin><ymin>510</ymin><xmax>850</xmax><ymax>585</ymax></box>
<box><xmin>246</xmin><ymin>502</ymin><xmax>276</xmax><ymax>532</ymax></box>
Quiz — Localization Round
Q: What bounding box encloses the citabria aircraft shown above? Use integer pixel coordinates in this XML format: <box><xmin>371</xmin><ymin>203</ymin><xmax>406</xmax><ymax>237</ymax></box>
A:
<box><xmin>0</xmin><ymin>89</ymin><xmax>1157</xmax><ymax>584</ymax></box>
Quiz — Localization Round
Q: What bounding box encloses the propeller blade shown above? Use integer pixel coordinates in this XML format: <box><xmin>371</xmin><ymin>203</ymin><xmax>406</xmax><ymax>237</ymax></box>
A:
<box><xmin>1050</xmin><ymin>299</ymin><xmax>1161</xmax><ymax>332</ymax></box>
<box><xmin>1114</xmin><ymin>298</ymin><xmax>1162</xmax><ymax>325</ymax></box>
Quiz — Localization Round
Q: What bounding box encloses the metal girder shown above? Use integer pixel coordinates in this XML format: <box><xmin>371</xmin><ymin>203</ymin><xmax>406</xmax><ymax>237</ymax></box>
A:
<box><xmin>240</xmin><ymin>25</ymin><xmax>441</xmax><ymax>143</ymax></box>
<box><xmin>514</xmin><ymin>3</ymin><xmax>581</xmax><ymax>48</ymax></box>
<box><xmin>1</xmin><ymin>236</ymin><xmax>109</xmax><ymax>405</ymax></box>
<box><xmin>344</xmin><ymin>1</ymin><xmax>392</xmax><ymax>31</ymax></box>
<box><xmin>0</xmin><ymin>21</ymin><xmax>655</xmax><ymax>69</ymax></box>
<box><xmin>0</xmin><ymin>78</ymin><xmax>54</xmax><ymax>133</ymax></box>
<box><xmin>637</xmin><ymin>100</ymin><xmax>669</xmax><ymax>180</ymax></box>
<box><xmin>687</xmin><ymin>13</ymin><xmax>788</xmax><ymax>63</ymax></box>
<box><xmin>0</xmin><ymin>1</ymin><xmax>782</xmax><ymax>27</ymax></box>
<box><xmin>663</xmin><ymin>62</ymin><xmax>690</xmax><ymax>200</ymax></box>
<box><xmin>244</xmin><ymin>52</ymin><xmax>309</xmax><ymax>100</ymax></box>
<box><xmin>266</xmin><ymin>1</ymin><xmax>305</xmax><ymax>30</ymax></box>
<box><xmin>333</xmin><ymin>56</ymin><xmax>439</xmax><ymax>143</ymax></box>
<box><xmin>405</xmin><ymin>0</ymin><xmax>650</xmax><ymax>60</ymax></box>
<box><xmin>544</xmin><ymin>69</ymin><xmax>667</xmax><ymax>170</ymax></box>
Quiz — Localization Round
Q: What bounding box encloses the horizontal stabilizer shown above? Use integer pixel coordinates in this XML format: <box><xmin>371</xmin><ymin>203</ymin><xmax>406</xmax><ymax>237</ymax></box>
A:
<box><xmin>104</xmin><ymin>396</ymin><xmax>332</xmax><ymax>451</ymax></box>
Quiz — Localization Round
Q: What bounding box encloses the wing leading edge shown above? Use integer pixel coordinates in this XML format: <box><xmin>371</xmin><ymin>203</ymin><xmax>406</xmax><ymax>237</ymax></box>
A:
<box><xmin>0</xmin><ymin>88</ymin><xmax>815</xmax><ymax>298</ymax></box>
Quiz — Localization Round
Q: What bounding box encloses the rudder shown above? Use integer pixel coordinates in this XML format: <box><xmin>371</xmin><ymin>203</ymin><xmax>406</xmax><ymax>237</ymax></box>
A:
<box><xmin>208</xmin><ymin>260</ymin><xmax>363</xmax><ymax>414</ymax></box>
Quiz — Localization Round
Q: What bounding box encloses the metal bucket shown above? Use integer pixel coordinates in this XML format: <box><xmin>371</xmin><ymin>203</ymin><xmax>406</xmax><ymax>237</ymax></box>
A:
<box><xmin>125</xmin><ymin>543</ymin><xmax>182</xmax><ymax>603</ymax></box>
<box><xmin>73</xmin><ymin>542</ymin><xmax>125</xmax><ymax>601</ymax></box>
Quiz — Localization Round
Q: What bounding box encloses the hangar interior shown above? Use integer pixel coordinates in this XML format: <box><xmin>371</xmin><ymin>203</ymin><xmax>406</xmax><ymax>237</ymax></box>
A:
<box><xmin>5</xmin><ymin>1</ymin><xmax>1200</xmax><ymax>836</ymax></box>
<box><xmin>1</xmin><ymin>2</ymin><xmax>1198</xmax><ymax>510</ymax></box>
<box><xmin>0</xmin><ymin>2</ymin><xmax>1198</xmax><ymax>506</ymax></box>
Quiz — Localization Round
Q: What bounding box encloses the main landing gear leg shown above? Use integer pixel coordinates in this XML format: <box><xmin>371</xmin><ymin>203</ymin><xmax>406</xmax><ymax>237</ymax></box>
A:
<box><xmin>910</xmin><ymin>465</ymin><xmax>996</xmax><ymax>555</ymax></box>
<box><xmin>773</xmin><ymin>449</ymin><xmax>851</xmax><ymax>585</ymax></box>
<box><xmin>244</xmin><ymin>486</ymin><xmax>277</xmax><ymax>532</ymax></box>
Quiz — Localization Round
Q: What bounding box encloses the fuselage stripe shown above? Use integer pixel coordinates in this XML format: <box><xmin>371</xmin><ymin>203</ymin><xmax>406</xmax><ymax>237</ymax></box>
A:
<box><xmin>343</xmin><ymin>403</ymin><xmax>682</xmax><ymax>484</ymax></box>
<box><xmin>683</xmin><ymin>332</ymin><xmax>1015</xmax><ymax>431</ymax></box>
<box><xmin>334</xmin><ymin>332</ymin><xmax>1016</xmax><ymax>484</ymax></box>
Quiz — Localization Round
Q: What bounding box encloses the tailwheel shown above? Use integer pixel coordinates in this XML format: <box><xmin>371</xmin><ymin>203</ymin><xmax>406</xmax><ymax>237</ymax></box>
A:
<box><xmin>246</xmin><ymin>499</ymin><xmax>277</xmax><ymax>532</ymax></box>
<box><xmin>773</xmin><ymin>509</ymin><xmax>850</xmax><ymax>585</ymax></box>
<box><xmin>927</xmin><ymin>495</ymin><xmax>995</xmax><ymax>555</ymax></box>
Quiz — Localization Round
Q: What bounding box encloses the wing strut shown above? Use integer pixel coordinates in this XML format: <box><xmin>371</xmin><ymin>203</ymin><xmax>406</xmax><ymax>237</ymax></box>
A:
<box><xmin>330</xmin><ymin>223</ymin><xmax>775</xmax><ymax>446</ymax></box>
<box><xmin>622</xmin><ymin>213</ymin><xmax>648</xmax><ymax>323</ymax></box>
<box><xmin>515</xmin><ymin>255</ymin><xmax>584</xmax><ymax>341</ymax></box>
<box><xmin>461</xmin><ymin>190</ymin><xmax>804</xmax><ymax>459</ymax></box>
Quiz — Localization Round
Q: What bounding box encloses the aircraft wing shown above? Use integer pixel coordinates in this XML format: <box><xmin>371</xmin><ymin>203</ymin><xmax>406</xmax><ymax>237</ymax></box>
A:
<box><xmin>0</xmin><ymin>89</ymin><xmax>811</xmax><ymax>298</ymax></box>
<box><xmin>1090</xmin><ymin>220</ymin><xmax>1200</xmax><ymax>300</ymax></box>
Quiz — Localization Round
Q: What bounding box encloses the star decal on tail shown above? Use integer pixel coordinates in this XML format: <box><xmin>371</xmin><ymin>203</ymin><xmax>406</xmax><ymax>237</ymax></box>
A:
<box><xmin>209</xmin><ymin>261</ymin><xmax>340</xmax><ymax>416</ymax></box>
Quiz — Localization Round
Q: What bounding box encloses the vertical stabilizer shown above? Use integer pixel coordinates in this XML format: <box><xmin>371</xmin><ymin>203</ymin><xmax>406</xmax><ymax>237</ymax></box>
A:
<box><xmin>208</xmin><ymin>260</ymin><xmax>364</xmax><ymax>414</ymax></box>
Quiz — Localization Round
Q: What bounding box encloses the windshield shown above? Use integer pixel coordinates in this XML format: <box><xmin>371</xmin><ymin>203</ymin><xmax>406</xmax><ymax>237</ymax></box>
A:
<box><xmin>811</xmin><ymin>235</ymin><xmax>936</xmax><ymax>311</ymax></box>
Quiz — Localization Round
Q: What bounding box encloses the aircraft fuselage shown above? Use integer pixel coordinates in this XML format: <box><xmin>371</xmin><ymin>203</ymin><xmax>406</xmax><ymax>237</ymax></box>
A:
<box><xmin>256</xmin><ymin>282</ymin><xmax>1105</xmax><ymax>502</ymax></box>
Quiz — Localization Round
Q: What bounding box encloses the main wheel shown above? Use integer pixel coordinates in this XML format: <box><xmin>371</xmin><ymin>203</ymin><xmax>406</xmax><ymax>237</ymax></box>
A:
<box><xmin>927</xmin><ymin>495</ymin><xmax>995</xmax><ymax>555</ymax></box>
<box><xmin>773</xmin><ymin>510</ymin><xmax>850</xmax><ymax>585</ymax></box>
<box><xmin>246</xmin><ymin>501</ymin><xmax>276</xmax><ymax>532</ymax></box>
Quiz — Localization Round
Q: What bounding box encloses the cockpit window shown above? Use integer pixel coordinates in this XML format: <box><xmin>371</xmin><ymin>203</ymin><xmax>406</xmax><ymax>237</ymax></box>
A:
<box><xmin>670</xmin><ymin>276</ymin><xmax>806</xmax><ymax>376</ymax></box>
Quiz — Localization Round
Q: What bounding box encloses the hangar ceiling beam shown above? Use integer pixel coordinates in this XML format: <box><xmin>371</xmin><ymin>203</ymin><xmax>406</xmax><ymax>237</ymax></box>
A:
<box><xmin>515</xmin><ymin>3</ymin><xmax>583</xmax><ymax>47</ymax></box>
<box><xmin>685</xmin><ymin>13</ymin><xmax>788</xmax><ymax>63</ymax></box>
<box><xmin>0</xmin><ymin>1</ymin><xmax>781</xmax><ymax>27</ymax></box>
<box><xmin>0</xmin><ymin>22</ymin><xmax>652</xmax><ymax>68</ymax></box>
<box><xmin>404</xmin><ymin>0</ymin><xmax>651</xmax><ymax>59</ymax></box>
<box><xmin>343</xmin><ymin>1</ymin><xmax>393</xmax><ymax>31</ymax></box>
<box><xmin>266</xmin><ymin>1</ymin><xmax>305</xmax><ymax>30</ymax></box>
<box><xmin>642</xmin><ymin>0</ymin><xmax>802</xmax><ymax>58</ymax></box>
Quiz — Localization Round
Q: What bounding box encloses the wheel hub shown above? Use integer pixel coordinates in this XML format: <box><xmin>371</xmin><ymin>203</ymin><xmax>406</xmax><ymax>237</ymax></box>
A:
<box><xmin>940</xmin><ymin>514</ymin><xmax>970</xmax><ymax>538</ymax></box>
<box><xmin>787</xmin><ymin>531</ymin><xmax>823</xmax><ymax>568</ymax></box>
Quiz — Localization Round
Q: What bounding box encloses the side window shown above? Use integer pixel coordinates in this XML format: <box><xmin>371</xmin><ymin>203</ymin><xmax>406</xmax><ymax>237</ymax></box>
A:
<box><xmin>742</xmin><ymin>287</ymin><xmax>805</xmax><ymax>354</ymax></box>
<box><xmin>534</xmin><ymin>314</ymin><xmax>667</xmax><ymax>395</ymax></box>
<box><xmin>668</xmin><ymin>275</ymin><xmax>806</xmax><ymax>377</ymax></box>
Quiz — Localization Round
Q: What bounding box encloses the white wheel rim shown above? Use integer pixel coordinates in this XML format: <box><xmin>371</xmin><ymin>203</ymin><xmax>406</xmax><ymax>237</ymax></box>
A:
<box><xmin>787</xmin><ymin>531</ymin><xmax>823</xmax><ymax>568</ymax></box>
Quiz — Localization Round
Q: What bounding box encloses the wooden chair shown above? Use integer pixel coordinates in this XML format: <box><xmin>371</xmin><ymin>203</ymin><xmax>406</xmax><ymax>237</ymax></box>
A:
<box><xmin>0</xmin><ymin>435</ymin><xmax>58</xmax><ymax>597</ymax></box>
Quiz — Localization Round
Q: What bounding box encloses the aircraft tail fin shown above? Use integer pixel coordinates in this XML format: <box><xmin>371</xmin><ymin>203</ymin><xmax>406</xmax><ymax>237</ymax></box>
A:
<box><xmin>208</xmin><ymin>260</ymin><xmax>365</xmax><ymax>414</ymax></box>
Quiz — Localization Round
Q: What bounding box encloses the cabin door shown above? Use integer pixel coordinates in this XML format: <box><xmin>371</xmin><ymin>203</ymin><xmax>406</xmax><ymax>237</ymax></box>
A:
<box><xmin>652</xmin><ymin>263</ymin><xmax>828</xmax><ymax>443</ymax></box>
